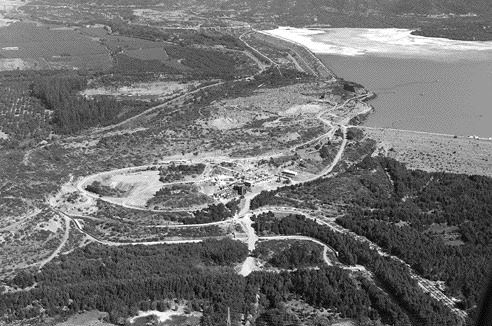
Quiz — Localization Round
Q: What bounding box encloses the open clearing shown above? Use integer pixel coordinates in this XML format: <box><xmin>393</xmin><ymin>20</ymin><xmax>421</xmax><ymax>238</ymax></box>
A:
<box><xmin>129</xmin><ymin>305</ymin><xmax>202</xmax><ymax>324</ymax></box>
<box><xmin>0</xmin><ymin>58</ymin><xmax>38</xmax><ymax>71</ymax></box>
<box><xmin>126</xmin><ymin>47</ymin><xmax>168</xmax><ymax>61</ymax></box>
<box><xmin>82</xmin><ymin>81</ymin><xmax>197</xmax><ymax>101</ymax></box>
<box><xmin>90</xmin><ymin>170</ymin><xmax>163</xmax><ymax>208</ymax></box>
<box><xmin>54</xmin><ymin>310</ymin><xmax>112</xmax><ymax>326</ymax></box>
<box><xmin>362</xmin><ymin>127</ymin><xmax>492</xmax><ymax>176</ymax></box>
<box><xmin>216</xmin><ymin>83</ymin><xmax>327</xmax><ymax>114</ymax></box>
<box><xmin>284</xmin><ymin>103</ymin><xmax>323</xmax><ymax>116</ymax></box>
<box><xmin>0</xmin><ymin>22</ymin><xmax>112</xmax><ymax>70</ymax></box>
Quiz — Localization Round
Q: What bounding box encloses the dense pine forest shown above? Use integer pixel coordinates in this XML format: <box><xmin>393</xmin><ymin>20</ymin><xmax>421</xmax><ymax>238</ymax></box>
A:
<box><xmin>250</xmin><ymin>156</ymin><xmax>492</xmax><ymax>319</ymax></box>
<box><xmin>252</xmin><ymin>212</ymin><xmax>459</xmax><ymax>326</ymax></box>
<box><xmin>1</xmin><ymin>238</ymin><xmax>417</xmax><ymax>326</ymax></box>
<box><xmin>1</xmin><ymin>239</ymin><xmax>249</xmax><ymax>325</ymax></box>
<box><xmin>159</xmin><ymin>163</ymin><xmax>206</xmax><ymax>182</ymax></box>
<box><xmin>31</xmin><ymin>75</ymin><xmax>150</xmax><ymax>134</ymax></box>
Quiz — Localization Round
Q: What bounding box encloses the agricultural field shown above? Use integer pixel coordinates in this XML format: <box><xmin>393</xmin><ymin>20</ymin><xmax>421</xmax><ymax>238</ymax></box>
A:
<box><xmin>0</xmin><ymin>74</ymin><xmax>52</xmax><ymax>142</ymax></box>
<box><xmin>0</xmin><ymin>22</ymin><xmax>112</xmax><ymax>71</ymax></box>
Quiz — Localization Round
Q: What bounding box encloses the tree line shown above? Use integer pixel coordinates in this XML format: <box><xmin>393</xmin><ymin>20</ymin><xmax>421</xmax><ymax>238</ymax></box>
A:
<box><xmin>3</xmin><ymin>239</ymin><xmax>249</xmax><ymax>325</ymax></box>
<box><xmin>158</xmin><ymin>163</ymin><xmax>206</xmax><ymax>182</ymax></box>
<box><xmin>31</xmin><ymin>75</ymin><xmax>150</xmax><ymax>134</ymax></box>
<box><xmin>2</xmin><ymin>237</ymin><xmax>404</xmax><ymax>326</ymax></box>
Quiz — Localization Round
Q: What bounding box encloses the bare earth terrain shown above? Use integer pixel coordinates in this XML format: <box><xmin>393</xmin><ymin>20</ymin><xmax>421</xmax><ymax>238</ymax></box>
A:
<box><xmin>362</xmin><ymin>126</ymin><xmax>492</xmax><ymax>176</ymax></box>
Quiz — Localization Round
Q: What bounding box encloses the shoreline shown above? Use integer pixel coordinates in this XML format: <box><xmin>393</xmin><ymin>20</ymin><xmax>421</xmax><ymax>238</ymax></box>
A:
<box><xmin>261</xmin><ymin>27</ymin><xmax>492</xmax><ymax>138</ymax></box>
<box><xmin>260</xmin><ymin>27</ymin><xmax>492</xmax><ymax>148</ymax></box>
<box><xmin>256</xmin><ymin>29</ymin><xmax>337</xmax><ymax>79</ymax></box>
<box><xmin>261</xmin><ymin>26</ymin><xmax>492</xmax><ymax>59</ymax></box>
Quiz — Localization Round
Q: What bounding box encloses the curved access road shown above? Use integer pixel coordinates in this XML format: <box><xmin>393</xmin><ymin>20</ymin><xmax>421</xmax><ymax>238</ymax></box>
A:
<box><xmin>252</xmin><ymin>206</ymin><xmax>467</xmax><ymax>320</ymax></box>
<box><xmin>259</xmin><ymin>235</ymin><xmax>336</xmax><ymax>266</ymax></box>
<box><xmin>31</xmin><ymin>213</ymin><xmax>70</xmax><ymax>269</ymax></box>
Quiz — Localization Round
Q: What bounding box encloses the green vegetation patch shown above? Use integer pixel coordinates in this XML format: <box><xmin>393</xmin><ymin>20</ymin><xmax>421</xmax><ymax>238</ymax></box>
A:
<box><xmin>0</xmin><ymin>22</ymin><xmax>112</xmax><ymax>70</ymax></box>
<box><xmin>158</xmin><ymin>163</ymin><xmax>206</xmax><ymax>183</ymax></box>
<box><xmin>85</xmin><ymin>180</ymin><xmax>127</xmax><ymax>197</ymax></box>
<box><xmin>31</xmin><ymin>73</ymin><xmax>152</xmax><ymax>134</ymax></box>
<box><xmin>147</xmin><ymin>184</ymin><xmax>212</xmax><ymax>209</ymax></box>
<box><xmin>112</xmin><ymin>53</ymin><xmax>181</xmax><ymax>74</ymax></box>
<box><xmin>254</xmin><ymin>239</ymin><xmax>324</xmax><ymax>269</ymax></box>
<box><xmin>252</xmin><ymin>156</ymin><xmax>492</xmax><ymax>317</ymax></box>
<box><xmin>1</xmin><ymin>239</ymin><xmax>248</xmax><ymax>323</ymax></box>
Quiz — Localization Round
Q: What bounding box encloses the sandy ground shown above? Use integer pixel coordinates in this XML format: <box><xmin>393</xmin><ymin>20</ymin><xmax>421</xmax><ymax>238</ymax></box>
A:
<box><xmin>330</xmin><ymin>321</ymin><xmax>355</xmax><ymax>326</ymax></box>
<box><xmin>209</xmin><ymin>116</ymin><xmax>249</xmax><ymax>130</ymax></box>
<box><xmin>99</xmin><ymin>170</ymin><xmax>163</xmax><ymax>207</ymax></box>
<box><xmin>0</xmin><ymin>130</ymin><xmax>8</xmax><ymax>139</ymax></box>
<box><xmin>0</xmin><ymin>58</ymin><xmax>37</xmax><ymax>71</ymax></box>
<box><xmin>128</xmin><ymin>305</ymin><xmax>202</xmax><ymax>324</ymax></box>
<box><xmin>284</xmin><ymin>103</ymin><xmax>323</xmax><ymax>116</ymax></box>
<box><xmin>37</xmin><ymin>216</ymin><xmax>62</xmax><ymax>233</ymax></box>
<box><xmin>81</xmin><ymin>81</ymin><xmax>196</xmax><ymax>100</ymax></box>
<box><xmin>217</xmin><ymin>83</ymin><xmax>322</xmax><ymax>114</ymax></box>
<box><xmin>362</xmin><ymin>126</ymin><xmax>492</xmax><ymax>176</ymax></box>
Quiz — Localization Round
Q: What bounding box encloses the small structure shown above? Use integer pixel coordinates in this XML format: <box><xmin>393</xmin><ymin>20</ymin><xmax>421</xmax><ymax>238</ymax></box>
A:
<box><xmin>233</xmin><ymin>182</ymin><xmax>251</xmax><ymax>196</ymax></box>
<box><xmin>281</xmin><ymin>169</ymin><xmax>298</xmax><ymax>177</ymax></box>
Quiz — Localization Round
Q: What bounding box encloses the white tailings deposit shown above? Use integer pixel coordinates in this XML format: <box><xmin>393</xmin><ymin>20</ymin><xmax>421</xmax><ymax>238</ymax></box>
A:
<box><xmin>262</xmin><ymin>27</ymin><xmax>492</xmax><ymax>60</ymax></box>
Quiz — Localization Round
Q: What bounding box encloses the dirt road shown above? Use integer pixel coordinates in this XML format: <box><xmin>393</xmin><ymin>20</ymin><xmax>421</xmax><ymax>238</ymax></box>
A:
<box><xmin>259</xmin><ymin>235</ymin><xmax>335</xmax><ymax>266</ymax></box>
<box><xmin>254</xmin><ymin>206</ymin><xmax>468</xmax><ymax>320</ymax></box>
<box><xmin>95</xmin><ymin>81</ymin><xmax>225</xmax><ymax>133</ymax></box>
<box><xmin>34</xmin><ymin>214</ymin><xmax>70</xmax><ymax>269</ymax></box>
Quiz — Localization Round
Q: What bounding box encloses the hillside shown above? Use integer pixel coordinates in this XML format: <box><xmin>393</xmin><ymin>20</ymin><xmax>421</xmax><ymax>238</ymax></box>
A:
<box><xmin>23</xmin><ymin>0</ymin><xmax>492</xmax><ymax>40</ymax></box>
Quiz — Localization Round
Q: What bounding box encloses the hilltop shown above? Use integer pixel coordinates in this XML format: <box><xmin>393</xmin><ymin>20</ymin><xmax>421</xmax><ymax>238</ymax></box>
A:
<box><xmin>17</xmin><ymin>0</ymin><xmax>492</xmax><ymax>40</ymax></box>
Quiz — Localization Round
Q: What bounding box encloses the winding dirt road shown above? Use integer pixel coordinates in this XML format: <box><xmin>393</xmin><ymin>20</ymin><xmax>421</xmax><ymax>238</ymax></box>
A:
<box><xmin>259</xmin><ymin>235</ymin><xmax>335</xmax><ymax>266</ymax></box>
<box><xmin>33</xmin><ymin>214</ymin><xmax>70</xmax><ymax>269</ymax></box>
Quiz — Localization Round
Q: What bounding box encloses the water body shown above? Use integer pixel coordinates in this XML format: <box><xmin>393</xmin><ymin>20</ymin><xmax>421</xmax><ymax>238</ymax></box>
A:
<box><xmin>264</xmin><ymin>27</ymin><xmax>492</xmax><ymax>137</ymax></box>
<box><xmin>320</xmin><ymin>55</ymin><xmax>492</xmax><ymax>137</ymax></box>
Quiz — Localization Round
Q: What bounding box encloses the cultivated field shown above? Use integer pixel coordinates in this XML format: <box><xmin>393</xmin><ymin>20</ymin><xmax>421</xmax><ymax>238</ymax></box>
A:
<box><xmin>0</xmin><ymin>75</ymin><xmax>52</xmax><ymax>141</ymax></box>
<box><xmin>0</xmin><ymin>22</ymin><xmax>112</xmax><ymax>71</ymax></box>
